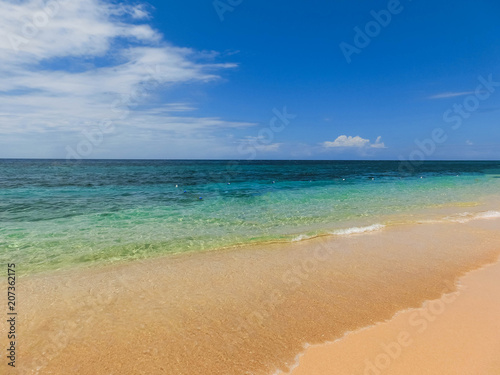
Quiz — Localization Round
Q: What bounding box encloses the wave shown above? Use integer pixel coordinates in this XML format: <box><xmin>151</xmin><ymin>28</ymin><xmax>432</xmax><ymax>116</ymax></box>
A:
<box><xmin>287</xmin><ymin>209</ymin><xmax>500</xmax><ymax>245</ymax></box>
<box><xmin>291</xmin><ymin>234</ymin><xmax>313</xmax><ymax>242</ymax></box>
<box><xmin>289</xmin><ymin>224</ymin><xmax>386</xmax><ymax>243</ymax></box>
<box><xmin>330</xmin><ymin>223</ymin><xmax>386</xmax><ymax>236</ymax></box>
<box><xmin>444</xmin><ymin>210</ymin><xmax>500</xmax><ymax>223</ymax></box>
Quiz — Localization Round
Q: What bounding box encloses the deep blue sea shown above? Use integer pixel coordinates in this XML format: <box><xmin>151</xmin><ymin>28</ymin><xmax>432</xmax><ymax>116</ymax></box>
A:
<box><xmin>1</xmin><ymin>160</ymin><xmax>500</xmax><ymax>273</ymax></box>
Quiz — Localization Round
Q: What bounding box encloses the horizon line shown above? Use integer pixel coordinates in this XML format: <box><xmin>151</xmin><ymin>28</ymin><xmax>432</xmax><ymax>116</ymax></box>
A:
<box><xmin>1</xmin><ymin>158</ymin><xmax>500</xmax><ymax>162</ymax></box>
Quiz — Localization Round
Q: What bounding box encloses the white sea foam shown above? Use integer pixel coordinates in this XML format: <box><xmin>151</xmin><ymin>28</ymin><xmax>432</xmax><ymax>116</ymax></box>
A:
<box><xmin>444</xmin><ymin>210</ymin><xmax>500</xmax><ymax>223</ymax></box>
<box><xmin>476</xmin><ymin>210</ymin><xmax>500</xmax><ymax>219</ymax></box>
<box><xmin>290</xmin><ymin>224</ymin><xmax>385</xmax><ymax>243</ymax></box>
<box><xmin>291</xmin><ymin>234</ymin><xmax>312</xmax><ymax>242</ymax></box>
<box><xmin>330</xmin><ymin>223</ymin><xmax>385</xmax><ymax>236</ymax></box>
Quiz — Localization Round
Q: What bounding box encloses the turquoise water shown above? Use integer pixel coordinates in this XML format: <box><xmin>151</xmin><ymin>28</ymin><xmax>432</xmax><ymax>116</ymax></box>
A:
<box><xmin>1</xmin><ymin>160</ymin><xmax>500</xmax><ymax>273</ymax></box>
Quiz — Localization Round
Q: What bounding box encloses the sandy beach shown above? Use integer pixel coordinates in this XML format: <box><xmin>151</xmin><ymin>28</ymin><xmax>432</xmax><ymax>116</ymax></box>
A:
<box><xmin>2</xmin><ymin>0</ymin><xmax>499</xmax><ymax>372</ymax></box>
<box><xmin>286</xmin><ymin>256</ymin><xmax>500</xmax><ymax>375</ymax></box>
<box><xmin>1</xmin><ymin>215</ymin><xmax>499</xmax><ymax>375</ymax></box>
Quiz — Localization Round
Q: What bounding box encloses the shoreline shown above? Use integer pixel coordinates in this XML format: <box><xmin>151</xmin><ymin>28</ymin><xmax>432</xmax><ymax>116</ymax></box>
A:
<box><xmin>284</xmin><ymin>255</ymin><xmax>500</xmax><ymax>375</ymax></box>
<box><xmin>2</xmin><ymin>217</ymin><xmax>500</xmax><ymax>374</ymax></box>
<box><xmin>15</xmin><ymin>203</ymin><xmax>500</xmax><ymax>278</ymax></box>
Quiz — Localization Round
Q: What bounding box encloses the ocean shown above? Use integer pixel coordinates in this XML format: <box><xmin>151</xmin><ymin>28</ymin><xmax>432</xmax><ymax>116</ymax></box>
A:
<box><xmin>1</xmin><ymin>160</ymin><xmax>500</xmax><ymax>274</ymax></box>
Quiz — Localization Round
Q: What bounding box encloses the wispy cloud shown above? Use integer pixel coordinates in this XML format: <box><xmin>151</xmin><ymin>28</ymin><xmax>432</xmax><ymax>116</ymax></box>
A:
<box><xmin>0</xmin><ymin>0</ymin><xmax>253</xmax><ymax>153</ymax></box>
<box><xmin>239</xmin><ymin>136</ymin><xmax>282</xmax><ymax>153</ymax></box>
<box><xmin>427</xmin><ymin>91</ymin><xmax>475</xmax><ymax>99</ymax></box>
<box><xmin>322</xmin><ymin>135</ymin><xmax>386</xmax><ymax>149</ymax></box>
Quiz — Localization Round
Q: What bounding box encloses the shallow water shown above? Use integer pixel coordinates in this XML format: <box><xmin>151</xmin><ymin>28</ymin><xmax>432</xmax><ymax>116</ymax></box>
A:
<box><xmin>1</xmin><ymin>159</ymin><xmax>500</xmax><ymax>273</ymax></box>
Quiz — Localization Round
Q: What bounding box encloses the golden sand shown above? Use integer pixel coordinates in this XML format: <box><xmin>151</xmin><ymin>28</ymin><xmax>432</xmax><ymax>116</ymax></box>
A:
<box><xmin>1</xmin><ymin>218</ymin><xmax>500</xmax><ymax>375</ymax></box>
<box><xmin>286</xmin><ymin>256</ymin><xmax>500</xmax><ymax>375</ymax></box>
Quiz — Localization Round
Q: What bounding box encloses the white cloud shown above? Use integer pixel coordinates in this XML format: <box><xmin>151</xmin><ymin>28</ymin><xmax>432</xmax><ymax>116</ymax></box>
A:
<box><xmin>254</xmin><ymin>143</ymin><xmax>282</xmax><ymax>152</ymax></box>
<box><xmin>239</xmin><ymin>136</ymin><xmax>282</xmax><ymax>153</ymax></box>
<box><xmin>371</xmin><ymin>135</ymin><xmax>386</xmax><ymax>148</ymax></box>
<box><xmin>0</xmin><ymin>0</ymin><xmax>254</xmax><ymax>155</ymax></box>
<box><xmin>122</xmin><ymin>4</ymin><xmax>151</xmax><ymax>20</ymax></box>
<box><xmin>0</xmin><ymin>0</ymin><xmax>158</xmax><ymax>59</ymax></box>
<box><xmin>427</xmin><ymin>91</ymin><xmax>475</xmax><ymax>99</ymax></box>
<box><xmin>322</xmin><ymin>135</ymin><xmax>386</xmax><ymax>149</ymax></box>
<box><xmin>466</xmin><ymin>140</ymin><xmax>474</xmax><ymax>145</ymax></box>
<box><xmin>324</xmin><ymin>135</ymin><xmax>369</xmax><ymax>148</ymax></box>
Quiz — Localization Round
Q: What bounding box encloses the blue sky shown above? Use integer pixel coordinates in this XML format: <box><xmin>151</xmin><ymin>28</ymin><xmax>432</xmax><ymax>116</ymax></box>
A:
<box><xmin>0</xmin><ymin>0</ymin><xmax>499</xmax><ymax>159</ymax></box>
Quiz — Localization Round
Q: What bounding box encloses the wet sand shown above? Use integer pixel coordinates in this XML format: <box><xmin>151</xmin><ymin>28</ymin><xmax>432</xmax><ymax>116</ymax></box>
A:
<box><xmin>1</xmin><ymin>218</ymin><xmax>500</xmax><ymax>375</ymax></box>
<box><xmin>286</xmin><ymin>256</ymin><xmax>500</xmax><ymax>375</ymax></box>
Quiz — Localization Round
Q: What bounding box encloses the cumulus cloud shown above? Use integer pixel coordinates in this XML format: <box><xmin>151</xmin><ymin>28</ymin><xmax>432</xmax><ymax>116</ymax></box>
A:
<box><xmin>322</xmin><ymin>135</ymin><xmax>386</xmax><ymax>149</ymax></box>
<box><xmin>370</xmin><ymin>136</ymin><xmax>386</xmax><ymax>148</ymax></box>
<box><xmin>0</xmin><ymin>0</ymin><xmax>253</xmax><ymax>154</ymax></box>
